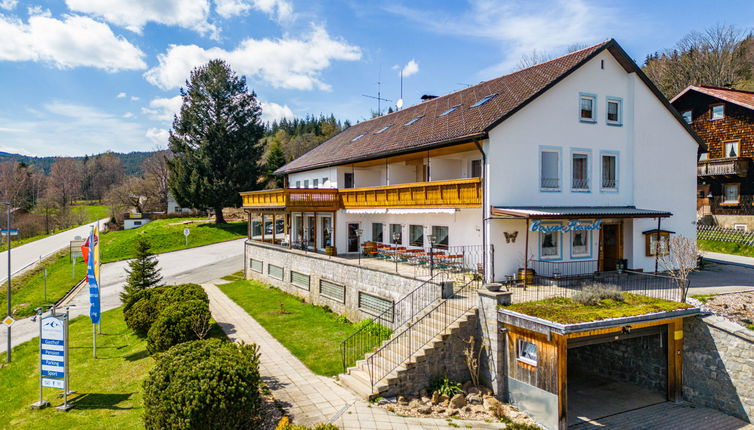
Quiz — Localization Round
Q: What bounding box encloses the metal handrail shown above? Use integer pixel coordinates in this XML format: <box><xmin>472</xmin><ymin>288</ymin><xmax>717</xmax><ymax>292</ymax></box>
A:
<box><xmin>339</xmin><ymin>271</ymin><xmax>447</xmax><ymax>373</ymax></box>
<box><xmin>365</xmin><ymin>277</ymin><xmax>480</xmax><ymax>389</ymax></box>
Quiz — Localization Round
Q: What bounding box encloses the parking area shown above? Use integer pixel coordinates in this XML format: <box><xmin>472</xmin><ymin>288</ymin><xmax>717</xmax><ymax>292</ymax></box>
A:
<box><xmin>689</xmin><ymin>261</ymin><xmax>754</xmax><ymax>296</ymax></box>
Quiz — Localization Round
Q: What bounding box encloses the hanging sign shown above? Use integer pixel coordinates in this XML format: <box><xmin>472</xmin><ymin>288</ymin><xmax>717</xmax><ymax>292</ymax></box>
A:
<box><xmin>530</xmin><ymin>219</ymin><xmax>602</xmax><ymax>233</ymax></box>
<box><xmin>40</xmin><ymin>315</ymin><xmax>66</xmax><ymax>388</ymax></box>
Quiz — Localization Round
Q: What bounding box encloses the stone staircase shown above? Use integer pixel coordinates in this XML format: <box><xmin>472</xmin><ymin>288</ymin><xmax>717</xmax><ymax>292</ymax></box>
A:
<box><xmin>339</xmin><ymin>288</ymin><xmax>478</xmax><ymax>399</ymax></box>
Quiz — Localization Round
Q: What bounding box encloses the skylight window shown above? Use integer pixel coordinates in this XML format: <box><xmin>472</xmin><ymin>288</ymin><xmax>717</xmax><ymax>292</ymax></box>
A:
<box><xmin>438</xmin><ymin>105</ymin><xmax>461</xmax><ymax>117</ymax></box>
<box><xmin>403</xmin><ymin>115</ymin><xmax>424</xmax><ymax>126</ymax></box>
<box><xmin>375</xmin><ymin>124</ymin><xmax>392</xmax><ymax>134</ymax></box>
<box><xmin>470</xmin><ymin>93</ymin><xmax>497</xmax><ymax>108</ymax></box>
<box><xmin>351</xmin><ymin>133</ymin><xmax>366</xmax><ymax>142</ymax></box>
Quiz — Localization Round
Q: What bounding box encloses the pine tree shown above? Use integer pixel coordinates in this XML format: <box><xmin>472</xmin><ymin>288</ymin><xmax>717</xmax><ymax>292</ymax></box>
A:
<box><xmin>121</xmin><ymin>236</ymin><xmax>163</xmax><ymax>303</ymax></box>
<box><xmin>168</xmin><ymin>59</ymin><xmax>265</xmax><ymax>223</ymax></box>
<box><xmin>263</xmin><ymin>141</ymin><xmax>287</xmax><ymax>188</ymax></box>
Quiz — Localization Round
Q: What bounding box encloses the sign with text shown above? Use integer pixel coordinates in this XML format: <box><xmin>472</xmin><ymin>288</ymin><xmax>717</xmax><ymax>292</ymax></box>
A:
<box><xmin>0</xmin><ymin>229</ymin><xmax>18</xmax><ymax>236</ymax></box>
<box><xmin>40</xmin><ymin>315</ymin><xmax>66</xmax><ymax>388</ymax></box>
<box><xmin>530</xmin><ymin>219</ymin><xmax>602</xmax><ymax>233</ymax></box>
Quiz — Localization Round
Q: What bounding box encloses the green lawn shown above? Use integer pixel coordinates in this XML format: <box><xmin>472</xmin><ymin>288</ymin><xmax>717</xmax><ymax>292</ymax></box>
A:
<box><xmin>698</xmin><ymin>239</ymin><xmax>754</xmax><ymax>258</ymax></box>
<box><xmin>1</xmin><ymin>251</ymin><xmax>86</xmax><ymax>318</ymax></box>
<box><xmin>503</xmin><ymin>293</ymin><xmax>693</xmax><ymax>324</ymax></box>
<box><xmin>100</xmin><ymin>218</ymin><xmax>246</xmax><ymax>263</ymax></box>
<box><xmin>0</xmin><ymin>308</ymin><xmax>152</xmax><ymax>429</ymax></box>
<box><xmin>219</xmin><ymin>279</ymin><xmax>370</xmax><ymax>376</ymax></box>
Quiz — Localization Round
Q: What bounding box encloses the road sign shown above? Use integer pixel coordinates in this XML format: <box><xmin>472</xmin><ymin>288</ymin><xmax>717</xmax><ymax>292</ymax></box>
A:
<box><xmin>183</xmin><ymin>228</ymin><xmax>190</xmax><ymax>236</ymax></box>
<box><xmin>0</xmin><ymin>229</ymin><xmax>18</xmax><ymax>236</ymax></box>
<box><xmin>70</xmin><ymin>239</ymin><xmax>85</xmax><ymax>258</ymax></box>
<box><xmin>40</xmin><ymin>316</ymin><xmax>66</xmax><ymax>382</ymax></box>
<box><xmin>1</xmin><ymin>315</ymin><xmax>14</xmax><ymax>327</ymax></box>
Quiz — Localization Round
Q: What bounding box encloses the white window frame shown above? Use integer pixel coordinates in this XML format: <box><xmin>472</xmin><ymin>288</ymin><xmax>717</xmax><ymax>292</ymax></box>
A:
<box><xmin>571</xmin><ymin>230</ymin><xmax>591</xmax><ymax>258</ymax></box>
<box><xmin>734</xmin><ymin>224</ymin><xmax>748</xmax><ymax>232</ymax></box>
<box><xmin>539</xmin><ymin>229</ymin><xmax>561</xmax><ymax>260</ymax></box>
<box><xmin>723</xmin><ymin>183</ymin><xmax>740</xmax><ymax>204</ymax></box>
<box><xmin>711</xmin><ymin>104</ymin><xmax>725</xmax><ymax>121</ymax></box>
<box><xmin>517</xmin><ymin>339</ymin><xmax>538</xmax><ymax>366</ymax></box>
<box><xmin>600</xmin><ymin>151</ymin><xmax>619</xmax><ymax>192</ymax></box>
<box><xmin>606</xmin><ymin>97</ymin><xmax>623</xmax><ymax>126</ymax></box>
<box><xmin>571</xmin><ymin>149</ymin><xmax>591</xmax><ymax>192</ymax></box>
<box><xmin>579</xmin><ymin>93</ymin><xmax>597</xmax><ymax>123</ymax></box>
<box><xmin>724</xmin><ymin>140</ymin><xmax>740</xmax><ymax>158</ymax></box>
<box><xmin>540</xmin><ymin>146</ymin><xmax>561</xmax><ymax>192</ymax></box>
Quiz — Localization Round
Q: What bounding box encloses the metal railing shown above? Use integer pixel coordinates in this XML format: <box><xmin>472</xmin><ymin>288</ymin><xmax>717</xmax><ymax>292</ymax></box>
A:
<box><xmin>697</xmin><ymin>223</ymin><xmax>754</xmax><ymax>246</ymax></box>
<box><xmin>340</xmin><ymin>271</ymin><xmax>448</xmax><ymax>374</ymax></box>
<box><xmin>364</xmin><ymin>277</ymin><xmax>481</xmax><ymax>390</ymax></box>
<box><xmin>541</xmin><ymin>177</ymin><xmax>559</xmax><ymax>189</ymax></box>
<box><xmin>572</xmin><ymin>177</ymin><xmax>590</xmax><ymax>190</ymax></box>
<box><xmin>510</xmin><ymin>270</ymin><xmax>684</xmax><ymax>303</ymax></box>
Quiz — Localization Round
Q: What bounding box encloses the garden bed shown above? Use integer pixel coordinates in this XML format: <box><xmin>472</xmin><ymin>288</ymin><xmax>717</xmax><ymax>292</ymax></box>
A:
<box><xmin>693</xmin><ymin>291</ymin><xmax>754</xmax><ymax>331</ymax></box>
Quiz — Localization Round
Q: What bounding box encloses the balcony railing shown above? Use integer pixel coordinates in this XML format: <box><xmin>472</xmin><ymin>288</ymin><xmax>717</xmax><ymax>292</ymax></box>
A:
<box><xmin>241</xmin><ymin>188</ymin><xmax>340</xmax><ymax>211</ymax></box>
<box><xmin>697</xmin><ymin>157</ymin><xmax>750</xmax><ymax>177</ymax></box>
<box><xmin>340</xmin><ymin>177</ymin><xmax>481</xmax><ymax>209</ymax></box>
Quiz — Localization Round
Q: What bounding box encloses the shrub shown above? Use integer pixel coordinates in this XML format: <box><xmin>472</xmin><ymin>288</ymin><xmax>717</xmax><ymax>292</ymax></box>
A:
<box><xmin>428</xmin><ymin>374</ymin><xmax>463</xmax><ymax>397</ymax></box>
<box><xmin>573</xmin><ymin>283</ymin><xmax>624</xmax><ymax>306</ymax></box>
<box><xmin>155</xmin><ymin>283</ymin><xmax>208</xmax><ymax>309</ymax></box>
<box><xmin>143</xmin><ymin>339</ymin><xmax>262</xmax><ymax>430</ymax></box>
<box><xmin>275</xmin><ymin>417</ymin><xmax>339</xmax><ymax>430</ymax></box>
<box><xmin>353</xmin><ymin>319</ymin><xmax>392</xmax><ymax>338</ymax></box>
<box><xmin>124</xmin><ymin>291</ymin><xmax>160</xmax><ymax>336</ymax></box>
<box><xmin>124</xmin><ymin>284</ymin><xmax>210</xmax><ymax>338</ymax></box>
<box><xmin>147</xmin><ymin>300</ymin><xmax>211</xmax><ymax>354</ymax></box>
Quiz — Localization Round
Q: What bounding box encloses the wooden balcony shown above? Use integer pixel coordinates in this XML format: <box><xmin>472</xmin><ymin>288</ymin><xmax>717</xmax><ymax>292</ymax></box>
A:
<box><xmin>340</xmin><ymin>178</ymin><xmax>482</xmax><ymax>209</ymax></box>
<box><xmin>697</xmin><ymin>157</ymin><xmax>750</xmax><ymax>177</ymax></box>
<box><xmin>241</xmin><ymin>188</ymin><xmax>340</xmax><ymax>212</ymax></box>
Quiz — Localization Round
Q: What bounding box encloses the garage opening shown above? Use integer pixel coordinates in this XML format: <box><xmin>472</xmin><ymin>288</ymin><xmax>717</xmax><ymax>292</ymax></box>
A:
<box><xmin>567</xmin><ymin>325</ymin><xmax>668</xmax><ymax>427</ymax></box>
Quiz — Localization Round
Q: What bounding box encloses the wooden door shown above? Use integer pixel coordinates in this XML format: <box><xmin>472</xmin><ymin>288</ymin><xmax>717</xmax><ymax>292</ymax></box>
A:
<box><xmin>600</xmin><ymin>222</ymin><xmax>622</xmax><ymax>271</ymax></box>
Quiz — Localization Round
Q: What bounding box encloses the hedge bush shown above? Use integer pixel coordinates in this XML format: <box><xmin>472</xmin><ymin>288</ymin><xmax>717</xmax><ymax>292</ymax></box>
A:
<box><xmin>155</xmin><ymin>283</ymin><xmax>208</xmax><ymax>309</ymax></box>
<box><xmin>123</xmin><ymin>283</ymin><xmax>209</xmax><ymax>338</ymax></box>
<box><xmin>143</xmin><ymin>339</ymin><xmax>262</xmax><ymax>430</ymax></box>
<box><xmin>124</xmin><ymin>292</ymin><xmax>160</xmax><ymax>336</ymax></box>
<box><xmin>146</xmin><ymin>299</ymin><xmax>211</xmax><ymax>354</ymax></box>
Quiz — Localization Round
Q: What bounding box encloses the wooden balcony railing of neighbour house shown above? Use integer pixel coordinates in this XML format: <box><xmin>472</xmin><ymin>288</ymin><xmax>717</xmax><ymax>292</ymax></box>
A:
<box><xmin>697</xmin><ymin>157</ymin><xmax>751</xmax><ymax>177</ymax></box>
<box><xmin>340</xmin><ymin>177</ymin><xmax>482</xmax><ymax>209</ymax></box>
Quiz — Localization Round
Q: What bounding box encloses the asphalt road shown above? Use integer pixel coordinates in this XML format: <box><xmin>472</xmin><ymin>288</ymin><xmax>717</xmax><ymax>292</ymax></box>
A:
<box><xmin>0</xmin><ymin>218</ymin><xmax>110</xmax><ymax>280</ymax></box>
<box><xmin>0</xmin><ymin>238</ymin><xmax>244</xmax><ymax>353</ymax></box>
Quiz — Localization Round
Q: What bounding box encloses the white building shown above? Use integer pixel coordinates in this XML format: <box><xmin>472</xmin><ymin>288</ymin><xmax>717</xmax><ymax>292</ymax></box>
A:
<box><xmin>242</xmin><ymin>39</ymin><xmax>700</xmax><ymax>284</ymax></box>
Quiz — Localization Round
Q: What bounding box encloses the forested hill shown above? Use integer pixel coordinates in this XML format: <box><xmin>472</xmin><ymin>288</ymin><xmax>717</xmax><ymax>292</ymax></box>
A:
<box><xmin>0</xmin><ymin>151</ymin><xmax>155</xmax><ymax>176</ymax></box>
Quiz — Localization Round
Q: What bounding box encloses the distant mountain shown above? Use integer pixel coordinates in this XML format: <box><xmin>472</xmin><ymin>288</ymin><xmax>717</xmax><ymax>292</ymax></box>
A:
<box><xmin>0</xmin><ymin>151</ymin><xmax>157</xmax><ymax>176</ymax></box>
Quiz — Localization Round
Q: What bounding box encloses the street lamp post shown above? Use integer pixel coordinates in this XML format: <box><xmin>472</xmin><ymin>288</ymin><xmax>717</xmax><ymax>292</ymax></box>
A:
<box><xmin>392</xmin><ymin>232</ymin><xmax>401</xmax><ymax>272</ymax></box>
<box><xmin>2</xmin><ymin>202</ymin><xmax>11</xmax><ymax>363</ymax></box>
<box><xmin>355</xmin><ymin>229</ymin><xmax>363</xmax><ymax>265</ymax></box>
<box><xmin>428</xmin><ymin>234</ymin><xmax>436</xmax><ymax>279</ymax></box>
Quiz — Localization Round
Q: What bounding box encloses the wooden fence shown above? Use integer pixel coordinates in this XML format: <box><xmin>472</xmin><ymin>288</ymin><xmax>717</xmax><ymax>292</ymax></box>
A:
<box><xmin>697</xmin><ymin>223</ymin><xmax>754</xmax><ymax>247</ymax></box>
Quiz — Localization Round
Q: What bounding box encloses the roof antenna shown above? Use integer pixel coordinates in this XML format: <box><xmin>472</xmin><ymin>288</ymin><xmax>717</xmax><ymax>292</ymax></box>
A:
<box><xmin>362</xmin><ymin>67</ymin><xmax>391</xmax><ymax>116</ymax></box>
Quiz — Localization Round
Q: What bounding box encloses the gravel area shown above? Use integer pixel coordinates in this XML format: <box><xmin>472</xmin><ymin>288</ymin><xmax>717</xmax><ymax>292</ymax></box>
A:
<box><xmin>697</xmin><ymin>291</ymin><xmax>754</xmax><ymax>330</ymax></box>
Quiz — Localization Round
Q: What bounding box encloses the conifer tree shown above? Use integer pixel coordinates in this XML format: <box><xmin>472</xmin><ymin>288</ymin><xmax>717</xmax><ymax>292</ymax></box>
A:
<box><xmin>263</xmin><ymin>141</ymin><xmax>287</xmax><ymax>188</ymax></box>
<box><xmin>121</xmin><ymin>236</ymin><xmax>163</xmax><ymax>303</ymax></box>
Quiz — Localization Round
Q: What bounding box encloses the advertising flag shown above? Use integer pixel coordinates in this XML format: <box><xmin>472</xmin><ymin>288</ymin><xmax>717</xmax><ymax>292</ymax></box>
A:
<box><xmin>87</xmin><ymin>227</ymin><xmax>101</xmax><ymax>324</ymax></box>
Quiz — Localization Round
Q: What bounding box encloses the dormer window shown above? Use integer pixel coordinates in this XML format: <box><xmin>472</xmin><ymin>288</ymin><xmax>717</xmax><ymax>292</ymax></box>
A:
<box><xmin>404</xmin><ymin>115</ymin><xmax>424</xmax><ymax>126</ymax></box>
<box><xmin>438</xmin><ymin>104</ymin><xmax>461</xmax><ymax>117</ymax></box>
<box><xmin>711</xmin><ymin>104</ymin><xmax>724</xmax><ymax>121</ymax></box>
<box><xmin>470</xmin><ymin>94</ymin><xmax>497</xmax><ymax>108</ymax></box>
<box><xmin>579</xmin><ymin>93</ymin><xmax>597</xmax><ymax>123</ymax></box>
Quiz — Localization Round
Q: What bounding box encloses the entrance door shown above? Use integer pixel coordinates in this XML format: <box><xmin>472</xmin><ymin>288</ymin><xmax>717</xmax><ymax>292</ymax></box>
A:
<box><xmin>600</xmin><ymin>223</ymin><xmax>622</xmax><ymax>271</ymax></box>
<box><xmin>347</xmin><ymin>223</ymin><xmax>360</xmax><ymax>252</ymax></box>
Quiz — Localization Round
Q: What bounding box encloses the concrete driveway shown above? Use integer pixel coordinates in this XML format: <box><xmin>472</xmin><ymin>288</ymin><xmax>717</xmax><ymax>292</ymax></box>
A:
<box><xmin>689</xmin><ymin>261</ymin><xmax>754</xmax><ymax>296</ymax></box>
<box><xmin>0</xmin><ymin>238</ymin><xmax>244</xmax><ymax>353</ymax></box>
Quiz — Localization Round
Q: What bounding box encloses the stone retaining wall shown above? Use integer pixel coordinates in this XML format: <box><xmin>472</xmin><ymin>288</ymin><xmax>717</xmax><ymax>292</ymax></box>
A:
<box><xmin>684</xmin><ymin>315</ymin><xmax>754</xmax><ymax>422</ymax></box>
<box><xmin>244</xmin><ymin>241</ymin><xmax>439</xmax><ymax>321</ymax></box>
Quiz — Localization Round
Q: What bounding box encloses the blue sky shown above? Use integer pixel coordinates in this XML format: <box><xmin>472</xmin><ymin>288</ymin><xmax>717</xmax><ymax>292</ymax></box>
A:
<box><xmin>0</xmin><ymin>0</ymin><xmax>752</xmax><ymax>157</ymax></box>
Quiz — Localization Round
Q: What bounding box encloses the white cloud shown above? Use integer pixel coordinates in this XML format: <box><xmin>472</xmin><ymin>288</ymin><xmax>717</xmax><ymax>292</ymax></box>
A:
<box><xmin>144</xmin><ymin>25</ymin><xmax>361</xmax><ymax>91</ymax></box>
<box><xmin>0</xmin><ymin>101</ymin><xmax>157</xmax><ymax>156</ymax></box>
<box><xmin>386</xmin><ymin>0</ymin><xmax>615</xmax><ymax>74</ymax></box>
<box><xmin>260</xmin><ymin>101</ymin><xmax>294</xmax><ymax>123</ymax></box>
<box><xmin>130</xmin><ymin>96</ymin><xmax>140</xmax><ymax>101</ymax></box>
<box><xmin>400</xmin><ymin>59</ymin><xmax>419</xmax><ymax>77</ymax></box>
<box><xmin>65</xmin><ymin>0</ymin><xmax>217</xmax><ymax>38</ymax></box>
<box><xmin>123</xmin><ymin>112</ymin><xmax>134</xmax><ymax>118</ymax></box>
<box><xmin>145</xmin><ymin>128</ymin><xmax>170</xmax><ymax>147</ymax></box>
<box><xmin>142</xmin><ymin>96</ymin><xmax>182</xmax><ymax>122</ymax></box>
<box><xmin>0</xmin><ymin>14</ymin><xmax>146</xmax><ymax>71</ymax></box>
<box><xmin>0</xmin><ymin>0</ymin><xmax>17</xmax><ymax>11</ymax></box>
<box><xmin>116</xmin><ymin>92</ymin><xmax>126</xmax><ymax>98</ymax></box>
<box><xmin>215</xmin><ymin>0</ymin><xmax>293</xmax><ymax>22</ymax></box>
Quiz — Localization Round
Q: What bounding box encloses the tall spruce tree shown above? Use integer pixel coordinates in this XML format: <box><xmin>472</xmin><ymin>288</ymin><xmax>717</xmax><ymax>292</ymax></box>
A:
<box><xmin>168</xmin><ymin>60</ymin><xmax>265</xmax><ymax>223</ymax></box>
<box><xmin>263</xmin><ymin>141</ymin><xmax>287</xmax><ymax>188</ymax></box>
<box><xmin>121</xmin><ymin>236</ymin><xmax>163</xmax><ymax>302</ymax></box>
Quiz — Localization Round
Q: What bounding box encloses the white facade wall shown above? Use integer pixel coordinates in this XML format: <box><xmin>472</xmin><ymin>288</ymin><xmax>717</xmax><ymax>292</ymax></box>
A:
<box><xmin>288</xmin><ymin>166</ymin><xmax>338</xmax><ymax>188</ymax></box>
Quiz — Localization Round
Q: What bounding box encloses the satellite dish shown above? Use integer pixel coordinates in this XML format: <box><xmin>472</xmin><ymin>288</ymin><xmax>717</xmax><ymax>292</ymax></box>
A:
<box><xmin>396</xmin><ymin>98</ymin><xmax>404</xmax><ymax>109</ymax></box>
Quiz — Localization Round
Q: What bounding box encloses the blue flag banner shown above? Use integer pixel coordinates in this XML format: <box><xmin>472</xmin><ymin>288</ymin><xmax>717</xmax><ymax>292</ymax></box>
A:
<box><xmin>87</xmin><ymin>229</ymin><xmax>100</xmax><ymax>324</ymax></box>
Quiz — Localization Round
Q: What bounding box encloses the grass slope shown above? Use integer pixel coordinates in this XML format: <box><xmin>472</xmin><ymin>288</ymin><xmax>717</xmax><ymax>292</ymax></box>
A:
<box><xmin>1</xmin><ymin>251</ymin><xmax>86</xmax><ymax>318</ymax></box>
<box><xmin>0</xmin><ymin>308</ymin><xmax>152</xmax><ymax>429</ymax></box>
<box><xmin>100</xmin><ymin>218</ymin><xmax>246</xmax><ymax>263</ymax></box>
<box><xmin>698</xmin><ymin>239</ymin><xmax>754</xmax><ymax>258</ymax></box>
<box><xmin>504</xmin><ymin>293</ymin><xmax>692</xmax><ymax>324</ymax></box>
<box><xmin>12</xmin><ymin>205</ymin><xmax>109</xmax><ymax>248</ymax></box>
<box><xmin>219</xmin><ymin>279</ymin><xmax>366</xmax><ymax>376</ymax></box>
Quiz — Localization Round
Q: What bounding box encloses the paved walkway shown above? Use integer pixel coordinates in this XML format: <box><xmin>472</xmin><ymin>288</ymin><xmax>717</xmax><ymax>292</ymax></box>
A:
<box><xmin>203</xmin><ymin>282</ymin><xmax>507</xmax><ymax>430</ymax></box>
<box><xmin>569</xmin><ymin>401</ymin><xmax>754</xmax><ymax>429</ymax></box>
<box><xmin>702</xmin><ymin>251</ymin><xmax>754</xmax><ymax>269</ymax></box>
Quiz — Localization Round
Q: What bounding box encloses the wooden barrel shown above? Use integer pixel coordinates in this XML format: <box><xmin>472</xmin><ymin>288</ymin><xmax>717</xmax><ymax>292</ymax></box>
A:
<box><xmin>517</xmin><ymin>268</ymin><xmax>535</xmax><ymax>283</ymax></box>
<box><xmin>325</xmin><ymin>246</ymin><xmax>337</xmax><ymax>256</ymax></box>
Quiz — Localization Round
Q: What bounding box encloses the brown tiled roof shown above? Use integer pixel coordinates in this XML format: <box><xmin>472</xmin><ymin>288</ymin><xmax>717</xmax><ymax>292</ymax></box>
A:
<box><xmin>278</xmin><ymin>39</ymin><xmax>702</xmax><ymax>174</ymax></box>
<box><xmin>671</xmin><ymin>85</ymin><xmax>754</xmax><ymax>111</ymax></box>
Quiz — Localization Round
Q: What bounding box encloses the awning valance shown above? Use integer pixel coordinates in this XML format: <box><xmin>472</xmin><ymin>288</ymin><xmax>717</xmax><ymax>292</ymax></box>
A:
<box><xmin>344</xmin><ymin>208</ymin><xmax>458</xmax><ymax>215</ymax></box>
<box><xmin>491</xmin><ymin>206</ymin><xmax>672</xmax><ymax>219</ymax></box>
